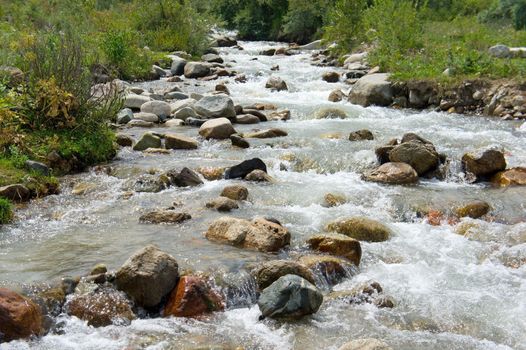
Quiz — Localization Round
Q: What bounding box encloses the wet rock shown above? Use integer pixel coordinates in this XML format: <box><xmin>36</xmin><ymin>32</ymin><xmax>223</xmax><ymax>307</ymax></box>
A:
<box><xmin>196</xmin><ymin>167</ymin><xmax>225</xmax><ymax>181</ymax></box>
<box><xmin>66</xmin><ymin>286</ymin><xmax>135</xmax><ymax>327</ymax></box>
<box><xmin>349</xmin><ymin>129</ymin><xmax>374</xmax><ymax>141</ymax></box>
<box><xmin>224</xmin><ymin>158</ymin><xmax>267</xmax><ymax>179</ymax></box>
<box><xmin>250</xmin><ymin>260</ymin><xmax>315</xmax><ymax>290</ymax></box>
<box><xmin>260</xmin><ymin>48</ymin><xmax>276</xmax><ymax>56</ymax></box>
<box><xmin>133</xmin><ymin>132</ymin><xmax>162</xmax><ymax>151</ymax></box>
<box><xmin>128</xmin><ymin>119</ymin><xmax>154</xmax><ymax>128</ymax></box>
<box><xmin>220</xmin><ymin>185</ymin><xmax>249</xmax><ymax>201</ymax></box>
<box><xmin>90</xmin><ymin>264</ymin><xmax>107</xmax><ymax>275</ymax></box>
<box><xmin>173</xmin><ymin>167</ymin><xmax>204</xmax><ymax>187</ymax></box>
<box><xmin>205</xmin><ymin>217</ymin><xmax>290</xmax><ymax>252</ymax></box>
<box><xmin>307</xmin><ymin>234</ymin><xmax>362</xmax><ymax>266</ymax></box>
<box><xmin>491</xmin><ymin>167</ymin><xmax>526</xmax><ymax>186</ymax></box>
<box><xmin>388</xmin><ymin>140</ymin><xmax>439</xmax><ymax>176</ymax></box>
<box><xmin>348</xmin><ymin>73</ymin><xmax>393</xmax><ymax>107</ymax></box>
<box><xmin>230</xmin><ymin>134</ymin><xmax>250</xmax><ymax>148</ymax></box>
<box><xmin>133</xmin><ymin>112</ymin><xmax>159</xmax><ymax>123</ymax></box>
<box><xmin>455</xmin><ymin>200</ymin><xmax>490</xmax><ymax>219</ymax></box>
<box><xmin>314</xmin><ymin>107</ymin><xmax>347</xmax><ymax>119</ymax></box>
<box><xmin>244</xmin><ymin>128</ymin><xmax>287</xmax><ymax>138</ymax></box>
<box><xmin>265</xmin><ymin>76</ymin><xmax>288</xmax><ymax>91</ymax></box>
<box><xmin>462</xmin><ymin>147</ymin><xmax>507</xmax><ymax>178</ymax></box>
<box><xmin>185</xmin><ymin>117</ymin><xmax>206</xmax><ymax>127</ymax></box>
<box><xmin>184</xmin><ymin>62</ymin><xmax>211</xmax><ymax>78</ymax></box>
<box><xmin>163</xmin><ymin>276</ymin><xmax>224</xmax><ymax>317</ymax></box>
<box><xmin>338</xmin><ymin>338</ymin><xmax>392</xmax><ymax>350</ymax></box>
<box><xmin>363</xmin><ymin>162</ymin><xmax>419</xmax><ymax>185</ymax></box>
<box><xmin>25</xmin><ymin>160</ymin><xmax>50</xmax><ymax>176</ymax></box>
<box><xmin>165</xmin><ymin>91</ymin><xmax>189</xmax><ymax>100</ymax></box>
<box><xmin>0</xmin><ymin>288</ymin><xmax>43</xmax><ymax>342</ymax></box>
<box><xmin>116</xmin><ymin>133</ymin><xmax>134</xmax><ymax>147</ymax></box>
<box><xmin>124</xmin><ymin>94</ymin><xmax>150</xmax><ymax>109</ymax></box>
<box><xmin>170</xmin><ymin>56</ymin><xmax>187</xmax><ymax>76</ymax></box>
<box><xmin>115</xmin><ymin>245</ymin><xmax>179</xmax><ymax>308</ymax></box>
<box><xmin>202</xmin><ymin>54</ymin><xmax>223</xmax><ymax>64</ymax></box>
<box><xmin>215</xmin><ymin>83</ymin><xmax>230</xmax><ymax>95</ymax></box>
<box><xmin>165</xmin><ymin>133</ymin><xmax>198</xmax><ymax>150</ymax></box>
<box><xmin>323</xmin><ymin>193</ymin><xmax>347</xmax><ymax>207</ymax></box>
<box><xmin>375</xmin><ymin>145</ymin><xmax>395</xmax><ymax>165</ymax></box>
<box><xmin>174</xmin><ymin>107</ymin><xmax>197</xmax><ymax>121</ymax></box>
<box><xmin>0</xmin><ymin>184</ymin><xmax>31</xmax><ymax>202</ymax></box>
<box><xmin>258</xmin><ymin>275</ymin><xmax>323</xmax><ymax>319</ymax></box>
<box><xmin>322</xmin><ymin>71</ymin><xmax>340</xmax><ymax>83</ymax></box>
<box><xmin>329</xmin><ymin>89</ymin><xmax>344</xmax><ymax>102</ymax></box>
<box><xmin>245</xmin><ymin>170</ymin><xmax>273</xmax><ymax>182</ymax></box>
<box><xmin>126</xmin><ymin>174</ymin><xmax>166</xmax><ymax>193</ymax></box>
<box><xmin>199</xmin><ymin>118</ymin><xmax>237</xmax><ymax>140</ymax></box>
<box><xmin>326</xmin><ymin>217</ymin><xmax>391</xmax><ymax>242</ymax></box>
<box><xmin>298</xmin><ymin>255</ymin><xmax>356</xmax><ymax>285</ymax></box>
<box><xmin>206</xmin><ymin>197</ymin><xmax>239</xmax><ymax>212</ymax></box>
<box><xmin>170</xmin><ymin>98</ymin><xmax>197</xmax><ymax>114</ymax></box>
<box><xmin>117</xmin><ymin>108</ymin><xmax>133</xmax><ymax>124</ymax></box>
<box><xmin>235</xmin><ymin>114</ymin><xmax>260</xmax><ymax>124</ymax></box>
<box><xmin>140</xmin><ymin>101</ymin><xmax>171</xmax><ymax>118</ymax></box>
<box><xmin>214</xmin><ymin>36</ymin><xmax>237</xmax><ymax>47</ymax></box>
<box><xmin>194</xmin><ymin>95</ymin><xmax>236</xmax><ymax>119</ymax></box>
<box><xmin>268</xmin><ymin>109</ymin><xmax>291</xmax><ymax>121</ymax></box>
<box><xmin>72</xmin><ymin>182</ymin><xmax>96</xmax><ymax>196</ymax></box>
<box><xmin>139</xmin><ymin>210</ymin><xmax>191</xmax><ymax>224</ymax></box>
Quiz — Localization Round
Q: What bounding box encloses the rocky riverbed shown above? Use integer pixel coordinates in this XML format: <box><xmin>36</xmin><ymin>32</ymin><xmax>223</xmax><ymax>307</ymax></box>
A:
<box><xmin>1</xmin><ymin>38</ymin><xmax>526</xmax><ymax>350</ymax></box>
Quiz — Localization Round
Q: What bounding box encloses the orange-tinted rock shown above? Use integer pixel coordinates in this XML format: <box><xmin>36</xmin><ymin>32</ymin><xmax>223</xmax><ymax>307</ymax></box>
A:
<box><xmin>492</xmin><ymin>167</ymin><xmax>526</xmax><ymax>187</ymax></box>
<box><xmin>0</xmin><ymin>288</ymin><xmax>43</xmax><ymax>342</ymax></box>
<box><xmin>163</xmin><ymin>276</ymin><xmax>224</xmax><ymax>318</ymax></box>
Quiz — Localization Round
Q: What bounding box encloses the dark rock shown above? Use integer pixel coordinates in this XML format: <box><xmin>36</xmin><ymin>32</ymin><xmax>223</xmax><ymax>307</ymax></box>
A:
<box><xmin>224</xmin><ymin>158</ymin><xmax>267</xmax><ymax>179</ymax></box>
<box><xmin>349</xmin><ymin>129</ymin><xmax>374</xmax><ymax>141</ymax></box>
<box><xmin>462</xmin><ymin>147</ymin><xmax>507</xmax><ymax>178</ymax></box>
<box><xmin>230</xmin><ymin>134</ymin><xmax>250</xmax><ymax>148</ymax></box>
<box><xmin>173</xmin><ymin>167</ymin><xmax>204</xmax><ymax>187</ymax></box>
<box><xmin>25</xmin><ymin>160</ymin><xmax>50</xmax><ymax>176</ymax></box>
<box><xmin>163</xmin><ymin>276</ymin><xmax>224</xmax><ymax>317</ymax></box>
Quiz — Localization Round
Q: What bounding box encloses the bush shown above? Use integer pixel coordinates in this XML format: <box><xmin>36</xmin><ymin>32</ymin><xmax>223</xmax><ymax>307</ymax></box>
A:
<box><xmin>0</xmin><ymin>198</ymin><xmax>13</xmax><ymax>224</ymax></box>
<box><xmin>323</xmin><ymin>0</ymin><xmax>369</xmax><ymax>54</ymax></box>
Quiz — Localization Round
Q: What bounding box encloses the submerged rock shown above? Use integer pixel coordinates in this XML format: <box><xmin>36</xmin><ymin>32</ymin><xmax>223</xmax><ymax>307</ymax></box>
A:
<box><xmin>338</xmin><ymin>338</ymin><xmax>392</xmax><ymax>350</ymax></box>
<box><xmin>257</xmin><ymin>275</ymin><xmax>323</xmax><ymax>319</ymax></box>
<box><xmin>326</xmin><ymin>217</ymin><xmax>391</xmax><ymax>242</ymax></box>
<box><xmin>224</xmin><ymin>158</ymin><xmax>267</xmax><ymax>179</ymax></box>
<box><xmin>363</xmin><ymin>162</ymin><xmax>419</xmax><ymax>185</ymax></box>
<box><xmin>0</xmin><ymin>288</ymin><xmax>43</xmax><ymax>342</ymax></box>
<box><xmin>244</xmin><ymin>128</ymin><xmax>288</xmax><ymax>138</ymax></box>
<box><xmin>163</xmin><ymin>276</ymin><xmax>224</xmax><ymax>317</ymax></box>
<box><xmin>349</xmin><ymin>129</ymin><xmax>374</xmax><ymax>141</ymax></box>
<box><xmin>307</xmin><ymin>233</ymin><xmax>362</xmax><ymax>266</ymax></box>
<box><xmin>314</xmin><ymin>107</ymin><xmax>347</xmax><ymax>119</ymax></box>
<box><xmin>462</xmin><ymin>147</ymin><xmax>506</xmax><ymax>178</ymax></box>
<box><xmin>492</xmin><ymin>167</ymin><xmax>526</xmax><ymax>186</ymax></box>
<box><xmin>265</xmin><ymin>76</ymin><xmax>288</xmax><ymax>91</ymax></box>
<box><xmin>250</xmin><ymin>260</ymin><xmax>316</xmax><ymax>290</ymax></box>
<box><xmin>323</xmin><ymin>193</ymin><xmax>347</xmax><ymax>207</ymax></box>
<box><xmin>245</xmin><ymin>169</ymin><xmax>273</xmax><ymax>182</ymax></box>
<box><xmin>220</xmin><ymin>185</ymin><xmax>249</xmax><ymax>200</ymax></box>
<box><xmin>115</xmin><ymin>245</ymin><xmax>179</xmax><ymax>308</ymax></box>
<box><xmin>139</xmin><ymin>210</ymin><xmax>191</xmax><ymax>224</ymax></box>
<box><xmin>455</xmin><ymin>200</ymin><xmax>491</xmax><ymax>219</ymax></box>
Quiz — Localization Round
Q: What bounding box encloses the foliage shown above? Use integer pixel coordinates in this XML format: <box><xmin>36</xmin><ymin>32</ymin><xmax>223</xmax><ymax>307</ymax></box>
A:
<box><xmin>323</xmin><ymin>0</ymin><xmax>369</xmax><ymax>54</ymax></box>
<box><xmin>0</xmin><ymin>198</ymin><xmax>13</xmax><ymax>224</ymax></box>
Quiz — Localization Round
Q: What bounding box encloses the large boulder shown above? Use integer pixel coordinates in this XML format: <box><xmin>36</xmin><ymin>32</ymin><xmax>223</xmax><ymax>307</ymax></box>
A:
<box><xmin>250</xmin><ymin>260</ymin><xmax>316</xmax><ymax>290</ymax></box>
<box><xmin>388</xmin><ymin>140</ymin><xmax>439</xmax><ymax>176</ymax></box>
<box><xmin>170</xmin><ymin>98</ymin><xmax>197</xmax><ymax>114</ymax></box>
<box><xmin>265</xmin><ymin>76</ymin><xmax>288</xmax><ymax>91</ymax></box>
<box><xmin>338</xmin><ymin>338</ymin><xmax>392</xmax><ymax>350</ymax></box>
<box><xmin>326</xmin><ymin>217</ymin><xmax>391</xmax><ymax>242</ymax></box>
<box><xmin>165</xmin><ymin>133</ymin><xmax>198</xmax><ymax>150</ymax></box>
<box><xmin>205</xmin><ymin>217</ymin><xmax>290</xmax><ymax>252</ymax></box>
<box><xmin>257</xmin><ymin>275</ymin><xmax>323</xmax><ymax>319</ymax></box>
<box><xmin>307</xmin><ymin>234</ymin><xmax>362</xmax><ymax>266</ymax></box>
<box><xmin>115</xmin><ymin>245</ymin><xmax>179</xmax><ymax>308</ymax></box>
<box><xmin>163</xmin><ymin>276</ymin><xmax>224</xmax><ymax>317</ymax></box>
<box><xmin>199</xmin><ymin>118</ymin><xmax>236</xmax><ymax>140</ymax></box>
<box><xmin>170</xmin><ymin>57</ymin><xmax>187</xmax><ymax>76</ymax></box>
<box><xmin>124</xmin><ymin>94</ymin><xmax>151</xmax><ymax>109</ymax></box>
<box><xmin>184</xmin><ymin>62</ymin><xmax>210</xmax><ymax>79</ymax></box>
<box><xmin>224</xmin><ymin>158</ymin><xmax>267</xmax><ymax>179</ymax></box>
<box><xmin>362</xmin><ymin>162</ymin><xmax>419</xmax><ymax>185</ymax></box>
<box><xmin>140</xmin><ymin>101</ymin><xmax>172</xmax><ymax>118</ymax></box>
<box><xmin>0</xmin><ymin>288</ymin><xmax>43</xmax><ymax>342</ymax></box>
<box><xmin>492</xmin><ymin>167</ymin><xmax>526</xmax><ymax>187</ymax></box>
<box><xmin>194</xmin><ymin>95</ymin><xmax>236</xmax><ymax>119</ymax></box>
<box><xmin>66</xmin><ymin>286</ymin><xmax>135</xmax><ymax>327</ymax></box>
<box><xmin>348</xmin><ymin>73</ymin><xmax>393</xmax><ymax>107</ymax></box>
<box><xmin>462</xmin><ymin>147</ymin><xmax>507</xmax><ymax>178</ymax></box>
<box><xmin>0</xmin><ymin>184</ymin><xmax>31</xmax><ymax>202</ymax></box>
<box><xmin>220</xmin><ymin>185</ymin><xmax>249</xmax><ymax>200</ymax></box>
<box><xmin>133</xmin><ymin>132</ymin><xmax>162</xmax><ymax>151</ymax></box>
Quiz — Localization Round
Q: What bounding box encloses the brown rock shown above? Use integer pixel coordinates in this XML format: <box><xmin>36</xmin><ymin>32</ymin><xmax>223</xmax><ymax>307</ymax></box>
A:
<box><xmin>388</xmin><ymin>140</ymin><xmax>439</xmax><ymax>176</ymax></box>
<box><xmin>265</xmin><ymin>76</ymin><xmax>288</xmax><ymax>91</ymax></box>
<box><xmin>298</xmin><ymin>255</ymin><xmax>356</xmax><ymax>285</ymax></box>
<box><xmin>492</xmin><ymin>167</ymin><xmax>526</xmax><ymax>186</ymax></box>
<box><xmin>462</xmin><ymin>147</ymin><xmax>507</xmax><ymax>178</ymax></box>
<box><xmin>328</xmin><ymin>90</ymin><xmax>344</xmax><ymax>102</ymax></box>
<box><xmin>322</xmin><ymin>71</ymin><xmax>340</xmax><ymax>83</ymax></box>
<box><xmin>268</xmin><ymin>109</ymin><xmax>291</xmax><ymax>121</ymax></box>
<box><xmin>323</xmin><ymin>193</ymin><xmax>346</xmax><ymax>207</ymax></box>
<box><xmin>244</xmin><ymin>128</ymin><xmax>288</xmax><ymax>139</ymax></box>
<box><xmin>245</xmin><ymin>169</ymin><xmax>273</xmax><ymax>182</ymax></box>
<box><xmin>165</xmin><ymin>133</ymin><xmax>198</xmax><ymax>150</ymax></box>
<box><xmin>0</xmin><ymin>184</ymin><xmax>31</xmax><ymax>202</ymax></box>
<box><xmin>199</xmin><ymin>118</ymin><xmax>236</xmax><ymax>140</ymax></box>
<box><xmin>326</xmin><ymin>216</ymin><xmax>391</xmax><ymax>242</ymax></box>
<box><xmin>249</xmin><ymin>260</ymin><xmax>316</xmax><ymax>290</ymax></box>
<box><xmin>163</xmin><ymin>276</ymin><xmax>224</xmax><ymax>317</ymax></box>
<box><xmin>220</xmin><ymin>185</ymin><xmax>249</xmax><ymax>200</ymax></box>
<box><xmin>197</xmin><ymin>166</ymin><xmax>226</xmax><ymax>181</ymax></box>
<box><xmin>363</xmin><ymin>162</ymin><xmax>419</xmax><ymax>185</ymax></box>
<box><xmin>307</xmin><ymin>234</ymin><xmax>362</xmax><ymax>266</ymax></box>
<box><xmin>349</xmin><ymin>129</ymin><xmax>374</xmax><ymax>141</ymax></box>
<box><xmin>455</xmin><ymin>200</ymin><xmax>490</xmax><ymax>219</ymax></box>
<box><xmin>116</xmin><ymin>133</ymin><xmax>134</xmax><ymax>147</ymax></box>
<box><xmin>139</xmin><ymin>210</ymin><xmax>191</xmax><ymax>224</ymax></box>
<box><xmin>0</xmin><ymin>288</ymin><xmax>43</xmax><ymax>342</ymax></box>
<box><xmin>206</xmin><ymin>197</ymin><xmax>239</xmax><ymax>212</ymax></box>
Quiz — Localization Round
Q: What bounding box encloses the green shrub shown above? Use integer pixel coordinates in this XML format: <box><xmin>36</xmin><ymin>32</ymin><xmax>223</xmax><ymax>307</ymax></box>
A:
<box><xmin>323</xmin><ymin>0</ymin><xmax>369</xmax><ymax>55</ymax></box>
<box><xmin>0</xmin><ymin>198</ymin><xmax>13</xmax><ymax>224</ymax></box>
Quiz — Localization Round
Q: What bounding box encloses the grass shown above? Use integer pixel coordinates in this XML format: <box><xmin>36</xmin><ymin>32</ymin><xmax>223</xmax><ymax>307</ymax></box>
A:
<box><xmin>0</xmin><ymin>197</ymin><xmax>13</xmax><ymax>224</ymax></box>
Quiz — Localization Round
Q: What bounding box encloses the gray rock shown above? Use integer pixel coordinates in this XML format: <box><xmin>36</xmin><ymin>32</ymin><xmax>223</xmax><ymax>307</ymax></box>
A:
<box><xmin>124</xmin><ymin>94</ymin><xmax>151</xmax><ymax>109</ymax></box>
<box><xmin>164</xmin><ymin>133</ymin><xmax>198</xmax><ymax>150</ymax></box>
<box><xmin>388</xmin><ymin>140</ymin><xmax>439</xmax><ymax>176</ymax></box>
<box><xmin>199</xmin><ymin>118</ymin><xmax>236</xmax><ymax>139</ymax></box>
<box><xmin>152</xmin><ymin>65</ymin><xmax>167</xmax><ymax>77</ymax></box>
<box><xmin>170</xmin><ymin>57</ymin><xmax>187</xmax><ymax>76</ymax></box>
<box><xmin>173</xmin><ymin>167</ymin><xmax>203</xmax><ymax>187</ymax></box>
<box><xmin>133</xmin><ymin>132</ymin><xmax>162</xmax><ymax>151</ymax></box>
<box><xmin>133</xmin><ymin>112</ymin><xmax>159</xmax><ymax>123</ymax></box>
<box><xmin>202</xmin><ymin>54</ymin><xmax>223</xmax><ymax>63</ymax></box>
<box><xmin>164</xmin><ymin>92</ymin><xmax>189</xmax><ymax>100</ymax></box>
<box><xmin>140</xmin><ymin>101</ymin><xmax>171</xmax><ymax>118</ymax></box>
<box><xmin>25</xmin><ymin>160</ymin><xmax>50</xmax><ymax>176</ymax></box>
<box><xmin>117</xmin><ymin>108</ymin><xmax>133</xmax><ymax>124</ymax></box>
<box><xmin>206</xmin><ymin>197</ymin><xmax>239</xmax><ymax>212</ymax></box>
<box><xmin>164</xmin><ymin>119</ymin><xmax>184</xmax><ymax>127</ymax></box>
<box><xmin>489</xmin><ymin>44</ymin><xmax>511</xmax><ymax>58</ymax></box>
<box><xmin>194</xmin><ymin>95</ymin><xmax>236</xmax><ymax>119</ymax></box>
<box><xmin>257</xmin><ymin>275</ymin><xmax>323</xmax><ymax>319</ymax></box>
<box><xmin>265</xmin><ymin>76</ymin><xmax>288</xmax><ymax>91</ymax></box>
<box><xmin>184</xmin><ymin>62</ymin><xmax>210</xmax><ymax>78</ymax></box>
<box><xmin>349</xmin><ymin>73</ymin><xmax>393</xmax><ymax>107</ymax></box>
<box><xmin>174</xmin><ymin>107</ymin><xmax>197</xmax><ymax>121</ymax></box>
<box><xmin>235</xmin><ymin>114</ymin><xmax>260</xmax><ymax>124</ymax></box>
<box><xmin>170</xmin><ymin>98</ymin><xmax>197</xmax><ymax>114</ymax></box>
<box><xmin>128</xmin><ymin>120</ymin><xmax>154</xmax><ymax>128</ymax></box>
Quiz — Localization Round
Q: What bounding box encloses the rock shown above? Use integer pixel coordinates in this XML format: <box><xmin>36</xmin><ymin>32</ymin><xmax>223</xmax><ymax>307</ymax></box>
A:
<box><xmin>25</xmin><ymin>160</ymin><xmax>50</xmax><ymax>176</ymax></box>
<box><xmin>244</xmin><ymin>128</ymin><xmax>288</xmax><ymax>138</ymax></box>
<box><xmin>328</xmin><ymin>89</ymin><xmax>344</xmax><ymax>102</ymax></box>
<box><xmin>152</xmin><ymin>65</ymin><xmax>167</xmax><ymax>77</ymax></box>
<box><xmin>322</xmin><ymin>71</ymin><xmax>340</xmax><ymax>83</ymax></box>
<box><xmin>196</xmin><ymin>167</ymin><xmax>225</xmax><ymax>181</ymax></box>
<box><xmin>349</xmin><ymin>129</ymin><xmax>374</xmax><ymax>141</ymax></box>
<box><xmin>455</xmin><ymin>200</ymin><xmax>490</xmax><ymax>219</ymax></box>
<box><xmin>0</xmin><ymin>184</ymin><xmax>31</xmax><ymax>202</ymax></box>
<box><xmin>401</xmin><ymin>132</ymin><xmax>432</xmax><ymax>144</ymax></box>
<box><xmin>235</xmin><ymin>114</ymin><xmax>260</xmax><ymax>124</ymax></box>
<box><xmin>206</xmin><ymin>197</ymin><xmax>239</xmax><ymax>212</ymax></box>
<box><xmin>224</xmin><ymin>158</ymin><xmax>267</xmax><ymax>179</ymax></box>
<box><xmin>165</xmin><ymin>91</ymin><xmax>189</xmax><ymax>100</ymax></box>
<box><xmin>323</xmin><ymin>193</ymin><xmax>346</xmax><ymax>207</ymax></box>
<box><xmin>215</xmin><ymin>84</ymin><xmax>230</xmax><ymax>95</ymax></box>
<box><xmin>492</xmin><ymin>167</ymin><xmax>526</xmax><ymax>186</ymax></box>
<box><xmin>139</xmin><ymin>210</ymin><xmax>191</xmax><ymax>224</ymax></box>
<box><xmin>202</xmin><ymin>54</ymin><xmax>223</xmax><ymax>64</ymax></box>
<box><xmin>170</xmin><ymin>98</ymin><xmax>197</xmax><ymax>114</ymax></box>
<box><xmin>363</xmin><ymin>162</ymin><xmax>419</xmax><ymax>185</ymax></box>
<box><xmin>72</xmin><ymin>182</ymin><xmax>96</xmax><ymax>195</ymax></box>
<box><xmin>163</xmin><ymin>276</ymin><xmax>224</xmax><ymax>317</ymax></box>
<box><xmin>185</xmin><ymin>117</ymin><xmax>206</xmax><ymax>127</ymax></box>
<box><xmin>0</xmin><ymin>288</ymin><xmax>43</xmax><ymax>342</ymax></box>
<box><xmin>314</xmin><ymin>107</ymin><xmax>347</xmax><ymax>119</ymax></box>
<box><xmin>488</xmin><ymin>44</ymin><xmax>511</xmax><ymax>58</ymax></box>
<box><xmin>343</xmin><ymin>52</ymin><xmax>368</xmax><ymax>66</ymax></box>
<box><xmin>199</xmin><ymin>118</ymin><xmax>236</xmax><ymax>140</ymax></box>
<box><xmin>165</xmin><ymin>133</ymin><xmax>198</xmax><ymax>150</ymax></box>
<box><xmin>250</xmin><ymin>260</ymin><xmax>315</xmax><ymax>290</ymax></box>
<box><xmin>173</xmin><ymin>167</ymin><xmax>204</xmax><ymax>187</ymax></box>
<box><xmin>214</xmin><ymin>36</ymin><xmax>237</xmax><ymax>47</ymax></box>
<box><xmin>258</xmin><ymin>275</ymin><xmax>322</xmax><ymax>319</ymax></box>
<box><xmin>140</xmin><ymin>101</ymin><xmax>172</xmax><ymax>118</ymax></box>
<box><xmin>128</xmin><ymin>119</ymin><xmax>154</xmax><ymax>128</ymax></box>
<box><xmin>300</xmin><ymin>40</ymin><xmax>323</xmax><ymax>50</ymax></box>
<box><xmin>117</xmin><ymin>108</ymin><xmax>133</xmax><ymax>124</ymax></box>
<box><xmin>220</xmin><ymin>185</ymin><xmax>249</xmax><ymax>200</ymax></box>
<box><xmin>245</xmin><ymin>169</ymin><xmax>273</xmax><ymax>182</ymax></box>
<box><xmin>124</xmin><ymin>94</ymin><xmax>150</xmax><ymax>109</ymax></box>
<box><xmin>260</xmin><ymin>48</ymin><xmax>276</xmax><ymax>56</ymax></box>
<box><xmin>338</xmin><ymin>338</ymin><xmax>392</xmax><ymax>350</ymax></box>
<box><xmin>133</xmin><ymin>112</ymin><xmax>159</xmax><ymax>123</ymax></box>
<box><xmin>462</xmin><ymin>147</ymin><xmax>507</xmax><ymax>178</ymax></box>
<box><xmin>66</xmin><ymin>286</ymin><xmax>135</xmax><ymax>327</ymax></box>
<box><xmin>265</xmin><ymin>76</ymin><xmax>288</xmax><ymax>91</ymax></box>
<box><xmin>326</xmin><ymin>217</ymin><xmax>391</xmax><ymax>242</ymax></box>
<box><xmin>115</xmin><ymin>134</ymin><xmax>134</xmax><ymax>147</ymax></box>
<box><xmin>115</xmin><ymin>245</ymin><xmax>179</xmax><ymax>308</ymax></box>
<box><xmin>271</xmin><ymin>64</ymin><xmax>280</xmax><ymax>71</ymax></box>
<box><xmin>90</xmin><ymin>264</ymin><xmax>107</xmax><ymax>275</ymax></box>
<box><xmin>298</xmin><ymin>255</ymin><xmax>356</xmax><ymax>285</ymax></box>
<box><xmin>349</xmin><ymin>73</ymin><xmax>393</xmax><ymax>107</ymax></box>
<box><xmin>388</xmin><ymin>140</ymin><xmax>439</xmax><ymax>176</ymax></box>
<box><xmin>307</xmin><ymin>234</ymin><xmax>362</xmax><ymax>266</ymax></box>
<box><xmin>205</xmin><ymin>217</ymin><xmax>290</xmax><ymax>252</ymax></box>
<box><xmin>269</xmin><ymin>109</ymin><xmax>291</xmax><ymax>121</ymax></box>
<box><xmin>125</xmin><ymin>174</ymin><xmax>166</xmax><ymax>193</ymax></box>
<box><xmin>174</xmin><ymin>107</ymin><xmax>197</xmax><ymax>121</ymax></box>
<box><xmin>194</xmin><ymin>95</ymin><xmax>236</xmax><ymax>119</ymax></box>
<box><xmin>164</xmin><ymin>119</ymin><xmax>184</xmax><ymax>127</ymax></box>
<box><xmin>184</xmin><ymin>62</ymin><xmax>211</xmax><ymax>78</ymax></box>
<box><xmin>230</xmin><ymin>134</ymin><xmax>250</xmax><ymax>148</ymax></box>
<box><xmin>133</xmin><ymin>132</ymin><xmax>162</xmax><ymax>151</ymax></box>
<box><xmin>170</xmin><ymin>57</ymin><xmax>187</xmax><ymax>76</ymax></box>
<box><xmin>375</xmin><ymin>145</ymin><xmax>395</xmax><ymax>164</ymax></box>
<box><xmin>0</xmin><ymin>66</ymin><xmax>25</xmax><ymax>87</ymax></box>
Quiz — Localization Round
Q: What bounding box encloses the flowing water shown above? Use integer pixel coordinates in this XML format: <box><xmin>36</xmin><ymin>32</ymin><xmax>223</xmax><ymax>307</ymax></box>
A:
<box><xmin>1</xmin><ymin>41</ymin><xmax>526</xmax><ymax>350</ymax></box>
